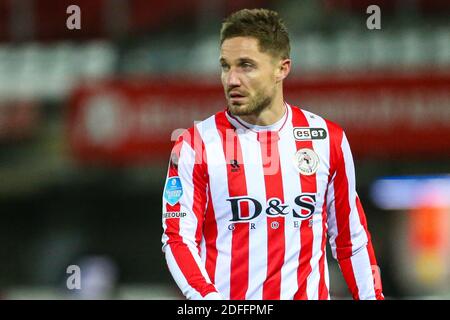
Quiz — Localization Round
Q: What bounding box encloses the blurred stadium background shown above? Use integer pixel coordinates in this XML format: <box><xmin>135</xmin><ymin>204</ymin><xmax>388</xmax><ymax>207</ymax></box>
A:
<box><xmin>0</xmin><ymin>0</ymin><xmax>449</xmax><ymax>299</ymax></box>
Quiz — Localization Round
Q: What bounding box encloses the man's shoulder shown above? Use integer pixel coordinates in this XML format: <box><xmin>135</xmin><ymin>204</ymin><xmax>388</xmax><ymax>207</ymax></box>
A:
<box><xmin>291</xmin><ymin>105</ymin><xmax>344</xmax><ymax>134</ymax></box>
<box><xmin>188</xmin><ymin>108</ymin><xmax>234</xmax><ymax>135</ymax></box>
<box><xmin>176</xmin><ymin>108</ymin><xmax>228</xmax><ymax>143</ymax></box>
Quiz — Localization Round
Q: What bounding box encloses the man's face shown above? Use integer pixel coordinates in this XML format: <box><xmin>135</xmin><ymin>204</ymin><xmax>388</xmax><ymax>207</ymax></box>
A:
<box><xmin>220</xmin><ymin>37</ymin><xmax>280</xmax><ymax>116</ymax></box>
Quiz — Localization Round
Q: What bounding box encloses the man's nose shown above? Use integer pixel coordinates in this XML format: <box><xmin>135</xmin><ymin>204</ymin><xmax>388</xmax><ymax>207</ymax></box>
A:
<box><xmin>226</xmin><ymin>69</ymin><xmax>241</xmax><ymax>87</ymax></box>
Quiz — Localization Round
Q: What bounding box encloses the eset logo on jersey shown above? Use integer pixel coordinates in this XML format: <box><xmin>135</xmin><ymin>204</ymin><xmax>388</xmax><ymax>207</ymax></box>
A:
<box><xmin>293</xmin><ymin>127</ymin><xmax>327</xmax><ymax>140</ymax></box>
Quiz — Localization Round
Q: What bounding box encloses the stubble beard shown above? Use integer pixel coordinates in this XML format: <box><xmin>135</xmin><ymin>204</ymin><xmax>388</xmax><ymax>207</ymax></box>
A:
<box><xmin>227</xmin><ymin>90</ymin><xmax>273</xmax><ymax>117</ymax></box>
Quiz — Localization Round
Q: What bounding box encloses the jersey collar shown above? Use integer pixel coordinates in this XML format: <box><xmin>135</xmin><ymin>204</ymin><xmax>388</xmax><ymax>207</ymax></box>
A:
<box><xmin>225</xmin><ymin>102</ymin><xmax>291</xmax><ymax>135</ymax></box>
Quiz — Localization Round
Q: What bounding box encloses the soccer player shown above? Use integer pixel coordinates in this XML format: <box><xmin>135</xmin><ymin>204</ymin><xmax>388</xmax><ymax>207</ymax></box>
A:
<box><xmin>162</xmin><ymin>8</ymin><xmax>384</xmax><ymax>300</ymax></box>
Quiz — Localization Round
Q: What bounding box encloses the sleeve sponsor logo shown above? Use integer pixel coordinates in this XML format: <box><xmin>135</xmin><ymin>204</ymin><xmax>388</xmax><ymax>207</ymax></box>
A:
<box><xmin>164</xmin><ymin>176</ymin><xmax>183</xmax><ymax>206</ymax></box>
<box><xmin>293</xmin><ymin>127</ymin><xmax>327</xmax><ymax>141</ymax></box>
<box><xmin>163</xmin><ymin>211</ymin><xmax>187</xmax><ymax>219</ymax></box>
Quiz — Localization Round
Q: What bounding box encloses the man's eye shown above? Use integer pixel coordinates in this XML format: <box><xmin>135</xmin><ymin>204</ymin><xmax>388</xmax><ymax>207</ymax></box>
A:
<box><xmin>221</xmin><ymin>64</ymin><xmax>229</xmax><ymax>71</ymax></box>
<box><xmin>242</xmin><ymin>63</ymin><xmax>254</xmax><ymax>70</ymax></box>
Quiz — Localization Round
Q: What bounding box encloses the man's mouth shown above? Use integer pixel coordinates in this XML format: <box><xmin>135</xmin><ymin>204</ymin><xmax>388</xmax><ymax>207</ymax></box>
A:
<box><xmin>229</xmin><ymin>91</ymin><xmax>247</xmax><ymax>102</ymax></box>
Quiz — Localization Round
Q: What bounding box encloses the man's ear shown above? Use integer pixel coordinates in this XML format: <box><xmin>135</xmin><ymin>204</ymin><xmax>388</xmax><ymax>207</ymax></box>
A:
<box><xmin>275</xmin><ymin>58</ymin><xmax>291</xmax><ymax>82</ymax></box>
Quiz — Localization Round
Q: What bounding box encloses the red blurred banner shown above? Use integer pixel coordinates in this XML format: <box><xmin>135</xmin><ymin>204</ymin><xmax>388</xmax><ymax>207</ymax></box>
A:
<box><xmin>67</xmin><ymin>72</ymin><xmax>450</xmax><ymax>165</ymax></box>
<box><xmin>0</xmin><ymin>0</ymin><xmax>270</xmax><ymax>42</ymax></box>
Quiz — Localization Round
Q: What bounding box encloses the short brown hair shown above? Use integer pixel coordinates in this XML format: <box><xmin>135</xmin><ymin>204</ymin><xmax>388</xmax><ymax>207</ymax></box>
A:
<box><xmin>220</xmin><ymin>8</ymin><xmax>290</xmax><ymax>59</ymax></box>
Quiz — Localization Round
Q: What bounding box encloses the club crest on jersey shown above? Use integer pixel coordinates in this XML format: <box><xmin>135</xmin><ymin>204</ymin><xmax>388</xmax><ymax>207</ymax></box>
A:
<box><xmin>164</xmin><ymin>177</ymin><xmax>183</xmax><ymax>206</ymax></box>
<box><xmin>293</xmin><ymin>148</ymin><xmax>319</xmax><ymax>176</ymax></box>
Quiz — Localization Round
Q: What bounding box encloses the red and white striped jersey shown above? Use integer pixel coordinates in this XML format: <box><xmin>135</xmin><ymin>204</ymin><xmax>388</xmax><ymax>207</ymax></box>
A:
<box><xmin>162</xmin><ymin>104</ymin><xmax>384</xmax><ymax>300</ymax></box>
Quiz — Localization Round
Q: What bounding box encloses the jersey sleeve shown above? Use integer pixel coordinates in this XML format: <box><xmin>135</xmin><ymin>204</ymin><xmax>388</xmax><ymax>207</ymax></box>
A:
<box><xmin>161</xmin><ymin>128</ymin><xmax>222</xmax><ymax>300</ymax></box>
<box><xmin>326</xmin><ymin>126</ymin><xmax>384</xmax><ymax>300</ymax></box>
